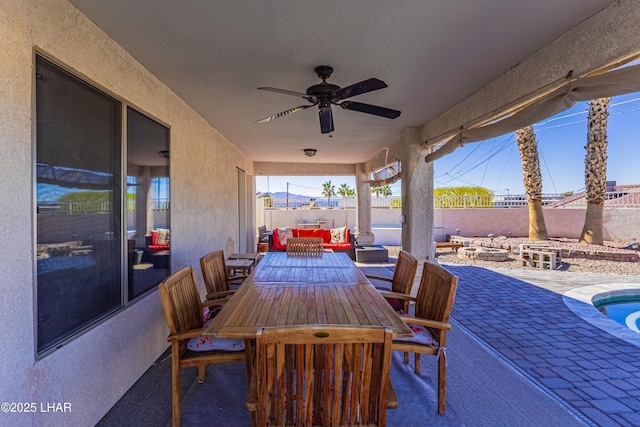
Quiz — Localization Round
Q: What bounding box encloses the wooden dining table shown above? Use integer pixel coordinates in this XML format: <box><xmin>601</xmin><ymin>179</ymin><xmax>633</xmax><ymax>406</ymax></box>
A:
<box><xmin>204</xmin><ymin>251</ymin><xmax>413</xmax><ymax>339</ymax></box>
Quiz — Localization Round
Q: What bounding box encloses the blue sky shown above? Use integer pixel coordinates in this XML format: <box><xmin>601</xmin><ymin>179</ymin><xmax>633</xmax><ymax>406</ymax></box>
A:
<box><xmin>256</xmin><ymin>93</ymin><xmax>640</xmax><ymax>197</ymax></box>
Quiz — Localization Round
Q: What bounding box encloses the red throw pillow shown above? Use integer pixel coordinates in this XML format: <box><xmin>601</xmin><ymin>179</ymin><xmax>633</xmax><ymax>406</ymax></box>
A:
<box><xmin>151</xmin><ymin>230</ymin><xmax>158</xmax><ymax>245</ymax></box>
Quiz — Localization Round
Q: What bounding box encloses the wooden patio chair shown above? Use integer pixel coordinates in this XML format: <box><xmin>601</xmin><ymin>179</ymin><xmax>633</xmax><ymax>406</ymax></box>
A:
<box><xmin>285</xmin><ymin>237</ymin><xmax>324</xmax><ymax>257</ymax></box>
<box><xmin>200</xmin><ymin>250</ymin><xmax>248</xmax><ymax>302</ymax></box>
<box><xmin>158</xmin><ymin>266</ymin><xmax>252</xmax><ymax>427</ymax></box>
<box><xmin>365</xmin><ymin>250</ymin><xmax>418</xmax><ymax>314</ymax></box>
<box><xmin>391</xmin><ymin>261</ymin><xmax>458</xmax><ymax>414</ymax></box>
<box><xmin>247</xmin><ymin>325</ymin><xmax>397</xmax><ymax>427</ymax></box>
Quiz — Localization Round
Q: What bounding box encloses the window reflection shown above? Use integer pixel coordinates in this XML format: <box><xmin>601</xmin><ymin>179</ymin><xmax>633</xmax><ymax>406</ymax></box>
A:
<box><xmin>36</xmin><ymin>56</ymin><xmax>122</xmax><ymax>354</ymax></box>
<box><xmin>126</xmin><ymin>107</ymin><xmax>170</xmax><ymax>299</ymax></box>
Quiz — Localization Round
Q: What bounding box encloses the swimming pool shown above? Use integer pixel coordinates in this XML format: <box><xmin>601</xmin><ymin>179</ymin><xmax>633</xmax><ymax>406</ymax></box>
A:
<box><xmin>593</xmin><ymin>293</ymin><xmax>640</xmax><ymax>333</ymax></box>
<box><xmin>564</xmin><ymin>284</ymin><xmax>640</xmax><ymax>347</ymax></box>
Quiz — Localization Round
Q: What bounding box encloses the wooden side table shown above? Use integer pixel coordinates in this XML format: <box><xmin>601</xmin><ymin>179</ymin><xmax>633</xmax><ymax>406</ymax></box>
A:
<box><xmin>226</xmin><ymin>258</ymin><xmax>254</xmax><ymax>275</ymax></box>
<box><xmin>229</xmin><ymin>252</ymin><xmax>264</xmax><ymax>267</ymax></box>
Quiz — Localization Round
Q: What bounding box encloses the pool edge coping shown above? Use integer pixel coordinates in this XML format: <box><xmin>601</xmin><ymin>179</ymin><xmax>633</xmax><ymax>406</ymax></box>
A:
<box><xmin>564</xmin><ymin>283</ymin><xmax>640</xmax><ymax>347</ymax></box>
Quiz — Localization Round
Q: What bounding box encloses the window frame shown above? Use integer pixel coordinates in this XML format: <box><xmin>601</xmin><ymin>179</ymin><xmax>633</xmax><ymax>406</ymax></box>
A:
<box><xmin>33</xmin><ymin>52</ymin><xmax>171</xmax><ymax>359</ymax></box>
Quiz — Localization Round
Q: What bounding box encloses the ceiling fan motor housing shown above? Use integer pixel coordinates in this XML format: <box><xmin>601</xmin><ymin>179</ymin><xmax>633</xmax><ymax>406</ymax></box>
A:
<box><xmin>306</xmin><ymin>83</ymin><xmax>340</xmax><ymax>98</ymax></box>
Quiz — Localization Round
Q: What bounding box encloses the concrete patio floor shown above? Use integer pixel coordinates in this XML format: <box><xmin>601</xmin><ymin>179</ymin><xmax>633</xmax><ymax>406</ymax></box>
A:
<box><xmin>99</xmin><ymin>263</ymin><xmax>640</xmax><ymax>426</ymax></box>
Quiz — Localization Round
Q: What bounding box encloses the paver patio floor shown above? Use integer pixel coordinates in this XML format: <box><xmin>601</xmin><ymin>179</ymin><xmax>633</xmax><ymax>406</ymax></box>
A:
<box><xmin>442</xmin><ymin>264</ymin><xmax>640</xmax><ymax>427</ymax></box>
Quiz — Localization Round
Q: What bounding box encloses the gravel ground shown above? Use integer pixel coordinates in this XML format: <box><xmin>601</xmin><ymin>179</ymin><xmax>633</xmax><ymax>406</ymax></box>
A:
<box><xmin>384</xmin><ymin>237</ymin><xmax>640</xmax><ymax>275</ymax></box>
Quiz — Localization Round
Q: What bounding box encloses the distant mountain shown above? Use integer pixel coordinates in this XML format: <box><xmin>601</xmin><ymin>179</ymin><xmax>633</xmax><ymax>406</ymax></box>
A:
<box><xmin>261</xmin><ymin>191</ymin><xmax>312</xmax><ymax>200</ymax></box>
<box><xmin>258</xmin><ymin>191</ymin><xmax>343</xmax><ymax>208</ymax></box>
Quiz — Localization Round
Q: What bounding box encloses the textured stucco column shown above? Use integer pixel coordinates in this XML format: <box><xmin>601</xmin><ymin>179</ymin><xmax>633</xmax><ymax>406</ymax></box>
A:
<box><xmin>134</xmin><ymin>166</ymin><xmax>154</xmax><ymax>240</ymax></box>
<box><xmin>355</xmin><ymin>163</ymin><xmax>375</xmax><ymax>246</ymax></box>
<box><xmin>399</xmin><ymin>127</ymin><xmax>434</xmax><ymax>261</ymax></box>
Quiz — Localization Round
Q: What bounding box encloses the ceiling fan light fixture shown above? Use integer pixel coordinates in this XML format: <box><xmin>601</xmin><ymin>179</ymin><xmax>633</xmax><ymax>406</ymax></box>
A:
<box><xmin>303</xmin><ymin>148</ymin><xmax>317</xmax><ymax>157</ymax></box>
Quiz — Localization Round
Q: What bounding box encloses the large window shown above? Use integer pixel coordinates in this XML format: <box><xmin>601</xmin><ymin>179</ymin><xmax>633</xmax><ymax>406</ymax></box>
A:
<box><xmin>35</xmin><ymin>56</ymin><xmax>170</xmax><ymax>356</ymax></box>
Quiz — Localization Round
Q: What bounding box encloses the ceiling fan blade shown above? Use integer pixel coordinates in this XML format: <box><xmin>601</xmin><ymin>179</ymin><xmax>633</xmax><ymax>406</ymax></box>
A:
<box><xmin>255</xmin><ymin>105</ymin><xmax>312</xmax><ymax>123</ymax></box>
<box><xmin>258</xmin><ymin>87</ymin><xmax>312</xmax><ymax>99</ymax></box>
<box><xmin>319</xmin><ymin>107</ymin><xmax>334</xmax><ymax>134</ymax></box>
<box><xmin>332</xmin><ymin>78</ymin><xmax>388</xmax><ymax>101</ymax></box>
<box><xmin>339</xmin><ymin>101</ymin><xmax>401</xmax><ymax>119</ymax></box>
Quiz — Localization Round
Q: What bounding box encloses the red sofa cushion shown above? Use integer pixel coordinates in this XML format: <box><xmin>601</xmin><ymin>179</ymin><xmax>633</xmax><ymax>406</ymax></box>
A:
<box><xmin>324</xmin><ymin>243</ymin><xmax>352</xmax><ymax>251</ymax></box>
<box><xmin>297</xmin><ymin>228</ymin><xmax>326</xmax><ymax>240</ymax></box>
<box><xmin>271</xmin><ymin>228</ymin><xmax>351</xmax><ymax>251</ymax></box>
<box><xmin>148</xmin><ymin>230</ymin><xmax>170</xmax><ymax>252</ymax></box>
<box><xmin>270</xmin><ymin>229</ymin><xmax>286</xmax><ymax>251</ymax></box>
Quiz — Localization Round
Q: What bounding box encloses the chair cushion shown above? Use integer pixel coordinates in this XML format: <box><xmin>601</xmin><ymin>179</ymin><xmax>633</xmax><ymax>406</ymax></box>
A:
<box><xmin>187</xmin><ymin>319</ymin><xmax>245</xmax><ymax>352</ymax></box>
<box><xmin>323</xmin><ymin>243</ymin><xmax>352</xmax><ymax>251</ymax></box>
<box><xmin>394</xmin><ymin>323</ymin><xmax>438</xmax><ymax>347</ymax></box>
<box><xmin>204</xmin><ymin>305</ymin><xmax>222</xmax><ymax>321</ymax></box>
<box><xmin>373</xmin><ymin>286</ymin><xmax>403</xmax><ymax>313</ymax></box>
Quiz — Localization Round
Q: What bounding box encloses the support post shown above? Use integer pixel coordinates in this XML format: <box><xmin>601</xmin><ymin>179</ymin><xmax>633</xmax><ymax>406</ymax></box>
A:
<box><xmin>399</xmin><ymin>127</ymin><xmax>435</xmax><ymax>261</ymax></box>
<box><xmin>355</xmin><ymin>163</ymin><xmax>375</xmax><ymax>246</ymax></box>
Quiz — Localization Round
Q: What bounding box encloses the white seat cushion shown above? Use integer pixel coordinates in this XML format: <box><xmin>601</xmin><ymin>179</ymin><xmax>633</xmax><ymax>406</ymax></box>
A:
<box><xmin>394</xmin><ymin>323</ymin><xmax>438</xmax><ymax>347</ymax></box>
<box><xmin>187</xmin><ymin>319</ymin><xmax>245</xmax><ymax>352</ymax></box>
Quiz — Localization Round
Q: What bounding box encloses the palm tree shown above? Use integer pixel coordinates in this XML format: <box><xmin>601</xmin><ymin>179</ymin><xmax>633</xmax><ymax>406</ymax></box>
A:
<box><xmin>337</xmin><ymin>183</ymin><xmax>351</xmax><ymax>197</ymax></box>
<box><xmin>371</xmin><ymin>185</ymin><xmax>392</xmax><ymax>198</ymax></box>
<box><xmin>321</xmin><ymin>180</ymin><xmax>336</xmax><ymax>208</ymax></box>
<box><xmin>337</xmin><ymin>183</ymin><xmax>352</xmax><ymax>209</ymax></box>
<box><xmin>516</xmin><ymin>125</ymin><xmax>548</xmax><ymax>240</ymax></box>
<box><xmin>580</xmin><ymin>97</ymin><xmax>610</xmax><ymax>245</ymax></box>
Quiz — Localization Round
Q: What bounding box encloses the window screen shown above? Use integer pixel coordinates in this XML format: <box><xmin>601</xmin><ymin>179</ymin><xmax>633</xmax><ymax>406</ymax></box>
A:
<box><xmin>36</xmin><ymin>56</ymin><xmax>122</xmax><ymax>354</ymax></box>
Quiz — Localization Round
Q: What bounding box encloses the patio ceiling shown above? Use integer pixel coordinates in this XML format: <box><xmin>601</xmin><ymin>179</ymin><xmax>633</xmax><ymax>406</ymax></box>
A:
<box><xmin>69</xmin><ymin>0</ymin><xmax>614</xmax><ymax>165</ymax></box>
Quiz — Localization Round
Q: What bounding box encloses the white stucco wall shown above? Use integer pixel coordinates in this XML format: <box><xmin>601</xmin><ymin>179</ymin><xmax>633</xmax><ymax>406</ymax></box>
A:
<box><xmin>436</xmin><ymin>208</ymin><xmax>640</xmax><ymax>241</ymax></box>
<box><xmin>0</xmin><ymin>0</ymin><xmax>253</xmax><ymax>425</ymax></box>
<box><xmin>264</xmin><ymin>207</ymin><xmax>640</xmax><ymax>244</ymax></box>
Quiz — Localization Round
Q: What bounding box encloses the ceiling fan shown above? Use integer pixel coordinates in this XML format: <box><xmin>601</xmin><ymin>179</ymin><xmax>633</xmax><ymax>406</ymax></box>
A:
<box><xmin>256</xmin><ymin>65</ymin><xmax>401</xmax><ymax>134</ymax></box>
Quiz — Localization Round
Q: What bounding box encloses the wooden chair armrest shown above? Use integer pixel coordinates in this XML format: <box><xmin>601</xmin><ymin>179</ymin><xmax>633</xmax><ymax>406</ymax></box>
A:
<box><xmin>378</xmin><ymin>290</ymin><xmax>414</xmax><ymax>301</ymax></box>
<box><xmin>400</xmin><ymin>316</ymin><xmax>451</xmax><ymax>331</ymax></box>
<box><xmin>228</xmin><ymin>274</ymin><xmax>249</xmax><ymax>283</ymax></box>
<box><xmin>167</xmin><ymin>327</ymin><xmax>206</xmax><ymax>342</ymax></box>
<box><xmin>202</xmin><ymin>296</ymin><xmax>230</xmax><ymax>308</ymax></box>
<box><xmin>365</xmin><ymin>274</ymin><xmax>393</xmax><ymax>283</ymax></box>
<box><xmin>386</xmin><ymin>379</ymin><xmax>398</xmax><ymax>409</ymax></box>
<box><xmin>205</xmin><ymin>290</ymin><xmax>235</xmax><ymax>300</ymax></box>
